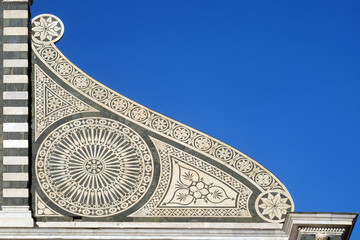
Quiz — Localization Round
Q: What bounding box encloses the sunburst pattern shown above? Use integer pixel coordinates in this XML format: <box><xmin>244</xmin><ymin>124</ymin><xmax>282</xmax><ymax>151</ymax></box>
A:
<box><xmin>36</xmin><ymin>118</ymin><xmax>153</xmax><ymax>217</ymax></box>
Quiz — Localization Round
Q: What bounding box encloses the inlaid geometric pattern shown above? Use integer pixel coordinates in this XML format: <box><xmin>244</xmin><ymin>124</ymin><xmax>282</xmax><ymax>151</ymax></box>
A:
<box><xmin>35</xmin><ymin>65</ymin><xmax>98</xmax><ymax>140</ymax></box>
<box><xmin>35</xmin><ymin>192</ymin><xmax>62</xmax><ymax>217</ymax></box>
<box><xmin>31</xmin><ymin>15</ymin><xmax>292</xmax><ymax>197</ymax></box>
<box><xmin>31</xmin><ymin>14</ymin><xmax>294</xmax><ymax>222</ymax></box>
<box><xmin>130</xmin><ymin>137</ymin><xmax>252</xmax><ymax>218</ymax></box>
<box><xmin>35</xmin><ymin>117</ymin><xmax>154</xmax><ymax>217</ymax></box>
<box><xmin>255</xmin><ymin>190</ymin><xmax>293</xmax><ymax>223</ymax></box>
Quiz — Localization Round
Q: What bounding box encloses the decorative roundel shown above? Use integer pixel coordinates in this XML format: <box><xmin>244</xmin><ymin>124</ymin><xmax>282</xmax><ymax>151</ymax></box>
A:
<box><xmin>255</xmin><ymin>190</ymin><xmax>294</xmax><ymax>223</ymax></box>
<box><xmin>31</xmin><ymin>14</ymin><xmax>65</xmax><ymax>44</ymax></box>
<box><xmin>36</xmin><ymin>117</ymin><xmax>154</xmax><ymax>217</ymax></box>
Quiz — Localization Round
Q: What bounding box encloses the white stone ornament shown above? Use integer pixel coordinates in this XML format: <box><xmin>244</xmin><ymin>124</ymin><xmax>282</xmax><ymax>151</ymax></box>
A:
<box><xmin>31</xmin><ymin>14</ymin><xmax>64</xmax><ymax>44</ymax></box>
<box><xmin>255</xmin><ymin>190</ymin><xmax>294</xmax><ymax>223</ymax></box>
<box><xmin>32</xmin><ymin>13</ymin><xmax>296</xmax><ymax>222</ymax></box>
<box><xmin>35</xmin><ymin>117</ymin><xmax>154</xmax><ymax>217</ymax></box>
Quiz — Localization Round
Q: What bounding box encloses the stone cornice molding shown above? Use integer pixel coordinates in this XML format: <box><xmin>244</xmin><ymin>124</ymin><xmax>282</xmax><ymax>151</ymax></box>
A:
<box><xmin>283</xmin><ymin>212</ymin><xmax>358</xmax><ymax>240</ymax></box>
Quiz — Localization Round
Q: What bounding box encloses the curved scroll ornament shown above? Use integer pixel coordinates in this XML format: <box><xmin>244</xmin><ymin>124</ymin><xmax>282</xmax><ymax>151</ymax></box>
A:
<box><xmin>32</xmin><ymin>14</ymin><xmax>295</xmax><ymax>222</ymax></box>
<box><xmin>35</xmin><ymin>117</ymin><xmax>154</xmax><ymax>217</ymax></box>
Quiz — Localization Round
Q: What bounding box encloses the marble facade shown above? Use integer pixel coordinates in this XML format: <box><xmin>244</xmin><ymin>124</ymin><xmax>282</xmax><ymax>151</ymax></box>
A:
<box><xmin>0</xmin><ymin>0</ymin><xmax>357</xmax><ymax>239</ymax></box>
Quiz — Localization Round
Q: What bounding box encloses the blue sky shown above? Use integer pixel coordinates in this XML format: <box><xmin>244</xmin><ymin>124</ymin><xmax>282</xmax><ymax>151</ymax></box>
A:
<box><xmin>32</xmin><ymin>0</ymin><xmax>359</xmax><ymax>237</ymax></box>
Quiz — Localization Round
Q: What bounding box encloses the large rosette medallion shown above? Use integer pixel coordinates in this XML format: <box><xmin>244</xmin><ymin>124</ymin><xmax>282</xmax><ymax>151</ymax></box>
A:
<box><xmin>36</xmin><ymin>117</ymin><xmax>153</xmax><ymax>217</ymax></box>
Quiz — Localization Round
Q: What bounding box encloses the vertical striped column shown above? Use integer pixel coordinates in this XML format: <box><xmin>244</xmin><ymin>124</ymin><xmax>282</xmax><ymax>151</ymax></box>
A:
<box><xmin>0</xmin><ymin>0</ymin><xmax>33</xmax><ymax>227</ymax></box>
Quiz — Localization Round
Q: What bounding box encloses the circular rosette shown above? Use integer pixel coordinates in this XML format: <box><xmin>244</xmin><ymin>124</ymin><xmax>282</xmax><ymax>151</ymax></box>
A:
<box><xmin>36</xmin><ymin>117</ymin><xmax>154</xmax><ymax>217</ymax></box>
<box><xmin>32</xmin><ymin>14</ymin><xmax>65</xmax><ymax>44</ymax></box>
<box><xmin>255</xmin><ymin>190</ymin><xmax>294</xmax><ymax>223</ymax></box>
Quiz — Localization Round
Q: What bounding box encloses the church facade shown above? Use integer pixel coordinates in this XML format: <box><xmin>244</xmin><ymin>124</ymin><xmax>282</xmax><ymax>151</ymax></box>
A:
<box><xmin>0</xmin><ymin>0</ymin><xmax>357</xmax><ymax>239</ymax></box>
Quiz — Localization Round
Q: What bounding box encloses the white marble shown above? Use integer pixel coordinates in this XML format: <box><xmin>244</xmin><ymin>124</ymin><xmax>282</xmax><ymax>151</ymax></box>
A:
<box><xmin>37</xmin><ymin>222</ymin><xmax>282</xmax><ymax>229</ymax></box>
<box><xmin>3</xmin><ymin>188</ymin><xmax>28</xmax><ymax>198</ymax></box>
<box><xmin>0</xmin><ymin>227</ymin><xmax>287</xmax><ymax>240</ymax></box>
<box><xmin>3</xmin><ymin>10</ymin><xmax>28</xmax><ymax>19</ymax></box>
<box><xmin>3</xmin><ymin>123</ymin><xmax>28</xmax><ymax>132</ymax></box>
<box><xmin>3</xmin><ymin>59</ymin><xmax>28</xmax><ymax>67</ymax></box>
<box><xmin>3</xmin><ymin>140</ymin><xmax>28</xmax><ymax>148</ymax></box>
<box><xmin>3</xmin><ymin>75</ymin><xmax>28</xmax><ymax>83</ymax></box>
<box><xmin>0</xmin><ymin>206</ymin><xmax>33</xmax><ymax>228</ymax></box>
<box><xmin>3</xmin><ymin>107</ymin><xmax>28</xmax><ymax>115</ymax></box>
<box><xmin>3</xmin><ymin>173</ymin><xmax>28</xmax><ymax>181</ymax></box>
<box><xmin>3</xmin><ymin>43</ymin><xmax>28</xmax><ymax>52</ymax></box>
<box><xmin>3</xmin><ymin>156</ymin><xmax>28</xmax><ymax>165</ymax></box>
<box><xmin>283</xmin><ymin>212</ymin><xmax>358</xmax><ymax>240</ymax></box>
<box><xmin>3</xmin><ymin>27</ymin><xmax>28</xmax><ymax>36</ymax></box>
<box><xmin>3</xmin><ymin>91</ymin><xmax>28</xmax><ymax>100</ymax></box>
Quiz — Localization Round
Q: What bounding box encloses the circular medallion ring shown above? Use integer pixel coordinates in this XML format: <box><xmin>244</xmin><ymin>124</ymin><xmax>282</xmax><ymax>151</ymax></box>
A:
<box><xmin>31</xmin><ymin>14</ymin><xmax>65</xmax><ymax>44</ymax></box>
<box><xmin>36</xmin><ymin>117</ymin><xmax>154</xmax><ymax>217</ymax></box>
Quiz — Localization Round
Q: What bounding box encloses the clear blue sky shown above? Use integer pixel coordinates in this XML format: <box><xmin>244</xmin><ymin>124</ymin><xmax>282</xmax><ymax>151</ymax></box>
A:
<box><xmin>32</xmin><ymin>0</ymin><xmax>359</xmax><ymax>237</ymax></box>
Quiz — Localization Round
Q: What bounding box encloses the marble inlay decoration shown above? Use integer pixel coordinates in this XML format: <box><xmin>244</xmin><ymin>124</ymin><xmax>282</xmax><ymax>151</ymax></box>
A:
<box><xmin>35</xmin><ymin>117</ymin><xmax>154</xmax><ymax>217</ymax></box>
<box><xmin>31</xmin><ymin>13</ymin><xmax>294</xmax><ymax>222</ymax></box>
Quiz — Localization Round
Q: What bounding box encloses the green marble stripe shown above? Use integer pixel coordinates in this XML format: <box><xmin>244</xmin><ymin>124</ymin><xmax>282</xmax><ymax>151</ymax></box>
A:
<box><xmin>4</xmin><ymin>165</ymin><xmax>28</xmax><ymax>173</ymax></box>
<box><xmin>3</xmin><ymin>83</ymin><xmax>28</xmax><ymax>91</ymax></box>
<box><xmin>2</xmin><ymin>3</ymin><xmax>29</xmax><ymax>11</ymax></box>
<box><xmin>3</xmin><ymin>116</ymin><xmax>29</xmax><ymax>123</ymax></box>
<box><xmin>3</xmin><ymin>51</ymin><xmax>28</xmax><ymax>59</ymax></box>
<box><xmin>3</xmin><ymin>67</ymin><xmax>28</xmax><ymax>75</ymax></box>
<box><xmin>3</xmin><ymin>100</ymin><xmax>28</xmax><ymax>107</ymax></box>
<box><xmin>3</xmin><ymin>35</ymin><xmax>28</xmax><ymax>43</ymax></box>
<box><xmin>3</xmin><ymin>19</ymin><xmax>28</xmax><ymax>27</ymax></box>
<box><xmin>3</xmin><ymin>132</ymin><xmax>28</xmax><ymax>140</ymax></box>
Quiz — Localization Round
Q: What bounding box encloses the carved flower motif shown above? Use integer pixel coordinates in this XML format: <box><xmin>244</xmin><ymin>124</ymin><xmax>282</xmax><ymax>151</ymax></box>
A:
<box><xmin>255</xmin><ymin>172</ymin><xmax>272</xmax><ymax>186</ymax></box>
<box><xmin>73</xmin><ymin>76</ymin><xmax>90</xmax><ymax>89</ymax></box>
<box><xmin>258</xmin><ymin>193</ymin><xmax>291</xmax><ymax>220</ymax></box>
<box><xmin>167</xmin><ymin>164</ymin><xmax>232</xmax><ymax>206</ymax></box>
<box><xmin>173</xmin><ymin>127</ymin><xmax>191</xmax><ymax>141</ymax></box>
<box><xmin>215</xmin><ymin>147</ymin><xmax>233</xmax><ymax>161</ymax></box>
<box><xmin>194</xmin><ymin>136</ymin><xmax>212</xmax><ymax>151</ymax></box>
<box><xmin>111</xmin><ymin>98</ymin><xmax>128</xmax><ymax>111</ymax></box>
<box><xmin>56</xmin><ymin>62</ymin><xmax>73</xmax><ymax>75</ymax></box>
<box><xmin>131</xmin><ymin>108</ymin><xmax>148</xmax><ymax>121</ymax></box>
<box><xmin>235</xmin><ymin>159</ymin><xmax>254</xmax><ymax>172</ymax></box>
<box><xmin>32</xmin><ymin>15</ymin><xmax>63</xmax><ymax>43</ymax></box>
<box><xmin>152</xmin><ymin>117</ymin><xmax>169</xmax><ymax>131</ymax></box>
<box><xmin>91</xmin><ymin>87</ymin><xmax>108</xmax><ymax>101</ymax></box>
<box><xmin>47</xmin><ymin>96</ymin><xmax>62</xmax><ymax>111</ymax></box>
<box><xmin>41</xmin><ymin>48</ymin><xmax>58</xmax><ymax>61</ymax></box>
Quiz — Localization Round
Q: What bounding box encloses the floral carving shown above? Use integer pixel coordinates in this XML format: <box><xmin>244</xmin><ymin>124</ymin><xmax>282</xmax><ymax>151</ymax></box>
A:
<box><xmin>110</xmin><ymin>97</ymin><xmax>128</xmax><ymax>111</ymax></box>
<box><xmin>31</xmin><ymin>14</ymin><xmax>295</xmax><ymax>216</ymax></box>
<box><xmin>165</xmin><ymin>164</ymin><xmax>232</xmax><ymax>206</ymax></box>
<box><xmin>41</xmin><ymin>48</ymin><xmax>58</xmax><ymax>61</ymax></box>
<box><xmin>91</xmin><ymin>87</ymin><xmax>108</xmax><ymax>101</ymax></box>
<box><xmin>131</xmin><ymin>107</ymin><xmax>148</xmax><ymax>121</ymax></box>
<box><xmin>194</xmin><ymin>136</ymin><xmax>212</xmax><ymax>151</ymax></box>
<box><xmin>255</xmin><ymin>190</ymin><xmax>293</xmax><ymax>222</ymax></box>
<box><xmin>32</xmin><ymin>14</ymin><xmax>64</xmax><ymax>44</ymax></box>
<box><xmin>173</xmin><ymin>127</ymin><xmax>191</xmax><ymax>141</ymax></box>
<box><xmin>73</xmin><ymin>75</ymin><xmax>90</xmax><ymax>89</ymax></box>
<box><xmin>56</xmin><ymin>62</ymin><xmax>73</xmax><ymax>75</ymax></box>
<box><xmin>151</xmin><ymin>117</ymin><xmax>169</xmax><ymax>132</ymax></box>
<box><xmin>255</xmin><ymin>172</ymin><xmax>272</xmax><ymax>187</ymax></box>
<box><xmin>215</xmin><ymin>147</ymin><xmax>233</xmax><ymax>161</ymax></box>
<box><xmin>131</xmin><ymin>138</ymin><xmax>251</xmax><ymax>218</ymax></box>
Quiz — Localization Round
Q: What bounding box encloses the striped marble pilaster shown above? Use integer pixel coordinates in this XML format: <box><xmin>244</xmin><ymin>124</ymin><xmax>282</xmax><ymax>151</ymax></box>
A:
<box><xmin>0</xmin><ymin>0</ymin><xmax>33</xmax><ymax>227</ymax></box>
